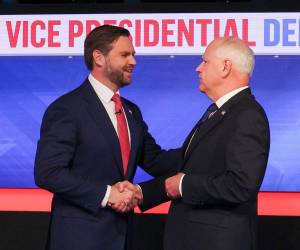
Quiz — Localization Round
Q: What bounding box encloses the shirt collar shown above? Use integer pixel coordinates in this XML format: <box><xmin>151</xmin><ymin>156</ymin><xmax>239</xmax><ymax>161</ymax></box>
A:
<box><xmin>88</xmin><ymin>73</ymin><xmax>120</xmax><ymax>103</ymax></box>
<box><xmin>215</xmin><ymin>86</ymin><xmax>248</xmax><ymax>108</ymax></box>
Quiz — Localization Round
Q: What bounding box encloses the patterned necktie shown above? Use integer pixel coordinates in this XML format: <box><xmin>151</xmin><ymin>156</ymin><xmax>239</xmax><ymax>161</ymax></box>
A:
<box><xmin>199</xmin><ymin>103</ymin><xmax>218</xmax><ymax>123</ymax></box>
<box><xmin>111</xmin><ymin>93</ymin><xmax>130</xmax><ymax>175</ymax></box>
<box><xmin>184</xmin><ymin>103</ymin><xmax>218</xmax><ymax>157</ymax></box>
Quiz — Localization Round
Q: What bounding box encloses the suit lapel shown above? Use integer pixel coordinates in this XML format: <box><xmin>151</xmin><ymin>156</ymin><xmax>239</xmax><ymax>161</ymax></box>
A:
<box><xmin>122</xmin><ymin>100</ymin><xmax>139</xmax><ymax>179</ymax></box>
<box><xmin>182</xmin><ymin>121</ymin><xmax>202</xmax><ymax>151</ymax></box>
<box><xmin>184</xmin><ymin>110</ymin><xmax>225</xmax><ymax>161</ymax></box>
<box><xmin>183</xmin><ymin>88</ymin><xmax>253</xmax><ymax>162</ymax></box>
<box><xmin>80</xmin><ymin>80</ymin><xmax>124</xmax><ymax>177</ymax></box>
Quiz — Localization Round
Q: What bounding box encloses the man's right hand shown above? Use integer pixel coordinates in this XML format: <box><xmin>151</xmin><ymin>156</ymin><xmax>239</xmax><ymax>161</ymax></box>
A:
<box><xmin>107</xmin><ymin>183</ymin><xmax>134</xmax><ymax>213</ymax></box>
<box><xmin>108</xmin><ymin>181</ymin><xmax>143</xmax><ymax>213</ymax></box>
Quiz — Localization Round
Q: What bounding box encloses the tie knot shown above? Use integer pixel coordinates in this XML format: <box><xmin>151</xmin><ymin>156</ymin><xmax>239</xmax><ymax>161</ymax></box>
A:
<box><xmin>112</xmin><ymin>93</ymin><xmax>123</xmax><ymax>115</ymax></box>
<box><xmin>111</xmin><ymin>93</ymin><xmax>121</xmax><ymax>103</ymax></box>
<box><xmin>207</xmin><ymin>103</ymin><xmax>218</xmax><ymax>113</ymax></box>
<box><xmin>199</xmin><ymin>103</ymin><xmax>218</xmax><ymax>123</ymax></box>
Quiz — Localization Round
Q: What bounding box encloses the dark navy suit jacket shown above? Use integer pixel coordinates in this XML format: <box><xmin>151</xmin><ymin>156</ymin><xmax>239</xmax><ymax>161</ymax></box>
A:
<box><xmin>140</xmin><ymin>89</ymin><xmax>270</xmax><ymax>250</ymax></box>
<box><xmin>34</xmin><ymin>79</ymin><xmax>180</xmax><ymax>250</ymax></box>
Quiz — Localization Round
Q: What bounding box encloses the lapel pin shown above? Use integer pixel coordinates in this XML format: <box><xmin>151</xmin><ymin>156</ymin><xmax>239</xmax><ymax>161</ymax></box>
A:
<box><xmin>221</xmin><ymin>110</ymin><xmax>226</xmax><ymax>116</ymax></box>
<box><xmin>128</xmin><ymin>109</ymin><xmax>133</xmax><ymax>114</ymax></box>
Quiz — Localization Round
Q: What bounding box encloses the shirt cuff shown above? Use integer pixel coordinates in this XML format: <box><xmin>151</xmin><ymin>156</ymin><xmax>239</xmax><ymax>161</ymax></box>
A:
<box><xmin>101</xmin><ymin>185</ymin><xmax>111</xmax><ymax>207</ymax></box>
<box><xmin>179</xmin><ymin>174</ymin><xmax>185</xmax><ymax>197</ymax></box>
<box><xmin>136</xmin><ymin>184</ymin><xmax>144</xmax><ymax>202</ymax></box>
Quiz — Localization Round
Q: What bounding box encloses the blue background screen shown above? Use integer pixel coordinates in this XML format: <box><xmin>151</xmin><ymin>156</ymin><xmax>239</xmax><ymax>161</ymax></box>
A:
<box><xmin>0</xmin><ymin>55</ymin><xmax>298</xmax><ymax>191</ymax></box>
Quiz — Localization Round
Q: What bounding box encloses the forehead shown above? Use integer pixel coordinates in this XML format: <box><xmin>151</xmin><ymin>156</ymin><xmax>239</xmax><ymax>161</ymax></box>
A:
<box><xmin>203</xmin><ymin>44</ymin><xmax>215</xmax><ymax>59</ymax></box>
<box><xmin>110</xmin><ymin>36</ymin><xmax>135</xmax><ymax>53</ymax></box>
<box><xmin>203</xmin><ymin>39</ymin><xmax>223</xmax><ymax>59</ymax></box>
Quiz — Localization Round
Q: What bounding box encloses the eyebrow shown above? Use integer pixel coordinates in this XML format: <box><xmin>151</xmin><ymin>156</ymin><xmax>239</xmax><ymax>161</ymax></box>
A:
<box><xmin>119</xmin><ymin>50</ymin><xmax>135</xmax><ymax>55</ymax></box>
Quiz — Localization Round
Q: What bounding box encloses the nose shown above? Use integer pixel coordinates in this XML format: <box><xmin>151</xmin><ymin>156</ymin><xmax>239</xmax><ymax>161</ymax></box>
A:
<box><xmin>129</xmin><ymin>55</ymin><xmax>137</xmax><ymax>66</ymax></box>
<box><xmin>195</xmin><ymin>62</ymin><xmax>203</xmax><ymax>73</ymax></box>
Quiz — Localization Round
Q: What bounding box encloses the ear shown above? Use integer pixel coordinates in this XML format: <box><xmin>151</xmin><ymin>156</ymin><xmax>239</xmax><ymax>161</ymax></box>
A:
<box><xmin>221</xmin><ymin>59</ymin><xmax>232</xmax><ymax>78</ymax></box>
<box><xmin>92</xmin><ymin>49</ymin><xmax>105</xmax><ymax>68</ymax></box>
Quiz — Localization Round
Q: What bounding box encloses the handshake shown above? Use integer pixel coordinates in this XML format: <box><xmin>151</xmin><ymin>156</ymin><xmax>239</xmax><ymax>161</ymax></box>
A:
<box><xmin>106</xmin><ymin>172</ymin><xmax>184</xmax><ymax>213</ymax></box>
<box><xmin>107</xmin><ymin>181</ymin><xmax>143</xmax><ymax>213</ymax></box>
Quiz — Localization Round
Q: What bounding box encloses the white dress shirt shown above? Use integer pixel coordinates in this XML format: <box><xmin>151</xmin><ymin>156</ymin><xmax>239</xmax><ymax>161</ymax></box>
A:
<box><xmin>88</xmin><ymin>73</ymin><xmax>131</xmax><ymax>207</ymax></box>
<box><xmin>179</xmin><ymin>86</ymin><xmax>249</xmax><ymax>196</ymax></box>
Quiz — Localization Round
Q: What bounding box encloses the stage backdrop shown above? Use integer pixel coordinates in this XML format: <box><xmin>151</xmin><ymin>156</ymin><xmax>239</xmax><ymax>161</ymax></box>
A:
<box><xmin>0</xmin><ymin>13</ymin><xmax>299</xmax><ymax>192</ymax></box>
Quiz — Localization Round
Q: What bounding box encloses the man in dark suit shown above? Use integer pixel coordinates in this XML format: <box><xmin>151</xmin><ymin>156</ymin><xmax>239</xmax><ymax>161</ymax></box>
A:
<box><xmin>140</xmin><ymin>37</ymin><xmax>270</xmax><ymax>250</ymax></box>
<box><xmin>34</xmin><ymin>25</ymin><xmax>179</xmax><ymax>250</ymax></box>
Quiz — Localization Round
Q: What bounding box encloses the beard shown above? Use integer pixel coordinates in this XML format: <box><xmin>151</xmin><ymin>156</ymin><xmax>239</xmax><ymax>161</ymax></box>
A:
<box><xmin>104</xmin><ymin>57</ymin><xmax>132</xmax><ymax>88</ymax></box>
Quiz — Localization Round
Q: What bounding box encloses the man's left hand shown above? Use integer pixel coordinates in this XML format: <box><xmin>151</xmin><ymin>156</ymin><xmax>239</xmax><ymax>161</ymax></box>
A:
<box><xmin>165</xmin><ymin>172</ymin><xmax>184</xmax><ymax>199</ymax></box>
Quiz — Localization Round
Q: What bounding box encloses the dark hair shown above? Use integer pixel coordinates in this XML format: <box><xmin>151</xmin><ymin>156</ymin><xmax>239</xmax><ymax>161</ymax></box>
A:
<box><xmin>84</xmin><ymin>25</ymin><xmax>131</xmax><ymax>70</ymax></box>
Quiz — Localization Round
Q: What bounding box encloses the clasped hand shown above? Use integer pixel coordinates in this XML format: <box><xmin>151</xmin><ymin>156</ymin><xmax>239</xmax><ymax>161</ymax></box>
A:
<box><xmin>165</xmin><ymin>172</ymin><xmax>184</xmax><ymax>199</ymax></box>
<box><xmin>107</xmin><ymin>181</ymin><xmax>143</xmax><ymax>213</ymax></box>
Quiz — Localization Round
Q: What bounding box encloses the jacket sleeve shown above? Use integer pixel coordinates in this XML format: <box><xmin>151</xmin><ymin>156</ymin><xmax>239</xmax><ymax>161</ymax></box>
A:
<box><xmin>129</xmin><ymin>103</ymin><xmax>183</xmax><ymax>211</ymax></box>
<box><xmin>134</xmin><ymin>104</ymin><xmax>183</xmax><ymax>176</ymax></box>
<box><xmin>138</xmin><ymin>174</ymin><xmax>173</xmax><ymax>211</ymax></box>
<box><xmin>34</xmin><ymin>102</ymin><xmax>107</xmax><ymax>214</ymax></box>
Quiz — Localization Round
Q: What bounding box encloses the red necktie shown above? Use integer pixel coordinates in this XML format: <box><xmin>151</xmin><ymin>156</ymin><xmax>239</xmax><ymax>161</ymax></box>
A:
<box><xmin>111</xmin><ymin>93</ymin><xmax>130</xmax><ymax>175</ymax></box>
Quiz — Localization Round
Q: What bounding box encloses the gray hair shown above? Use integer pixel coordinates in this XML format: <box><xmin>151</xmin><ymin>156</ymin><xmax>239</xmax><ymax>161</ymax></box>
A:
<box><xmin>215</xmin><ymin>36</ymin><xmax>255</xmax><ymax>77</ymax></box>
